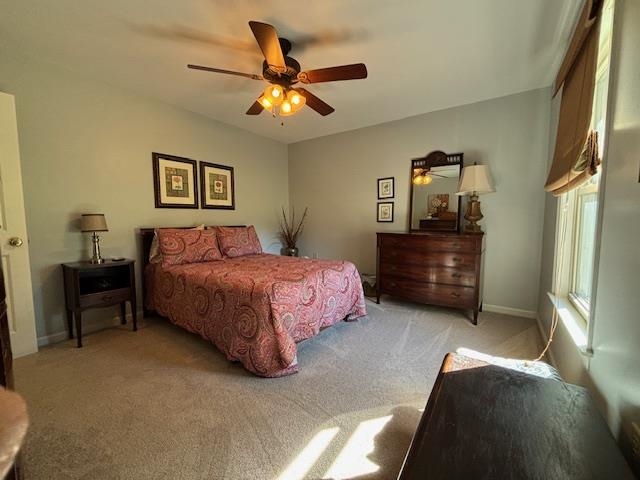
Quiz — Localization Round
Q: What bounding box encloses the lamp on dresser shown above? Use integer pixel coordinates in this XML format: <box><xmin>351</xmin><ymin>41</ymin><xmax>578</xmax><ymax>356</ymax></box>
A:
<box><xmin>80</xmin><ymin>213</ymin><xmax>108</xmax><ymax>264</ymax></box>
<box><xmin>456</xmin><ymin>164</ymin><xmax>495</xmax><ymax>233</ymax></box>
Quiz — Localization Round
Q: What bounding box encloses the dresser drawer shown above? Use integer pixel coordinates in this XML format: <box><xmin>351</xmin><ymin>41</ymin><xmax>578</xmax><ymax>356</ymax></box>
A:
<box><xmin>380</xmin><ymin>249</ymin><xmax>477</xmax><ymax>269</ymax></box>
<box><xmin>379</xmin><ymin>234</ymin><xmax>479</xmax><ymax>253</ymax></box>
<box><xmin>380</xmin><ymin>263</ymin><xmax>476</xmax><ymax>287</ymax></box>
<box><xmin>381</xmin><ymin>278</ymin><xmax>475</xmax><ymax>307</ymax></box>
<box><xmin>79</xmin><ymin>287</ymin><xmax>132</xmax><ymax>308</ymax></box>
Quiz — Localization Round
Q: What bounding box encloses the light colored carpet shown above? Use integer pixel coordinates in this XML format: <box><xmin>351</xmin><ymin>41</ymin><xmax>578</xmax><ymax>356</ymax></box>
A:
<box><xmin>14</xmin><ymin>298</ymin><xmax>544</xmax><ymax>480</ymax></box>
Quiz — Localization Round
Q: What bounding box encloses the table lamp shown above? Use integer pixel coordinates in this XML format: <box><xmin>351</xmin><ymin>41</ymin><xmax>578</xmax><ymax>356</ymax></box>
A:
<box><xmin>456</xmin><ymin>164</ymin><xmax>495</xmax><ymax>233</ymax></box>
<box><xmin>80</xmin><ymin>214</ymin><xmax>108</xmax><ymax>264</ymax></box>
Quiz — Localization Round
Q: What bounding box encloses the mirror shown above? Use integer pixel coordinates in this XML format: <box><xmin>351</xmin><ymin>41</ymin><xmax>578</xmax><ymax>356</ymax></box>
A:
<box><xmin>409</xmin><ymin>151</ymin><xmax>463</xmax><ymax>232</ymax></box>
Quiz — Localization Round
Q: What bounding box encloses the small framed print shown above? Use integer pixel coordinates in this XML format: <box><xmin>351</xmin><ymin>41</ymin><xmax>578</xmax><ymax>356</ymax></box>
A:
<box><xmin>152</xmin><ymin>152</ymin><xmax>198</xmax><ymax>208</ymax></box>
<box><xmin>377</xmin><ymin>177</ymin><xmax>395</xmax><ymax>199</ymax></box>
<box><xmin>200</xmin><ymin>161</ymin><xmax>235</xmax><ymax>210</ymax></box>
<box><xmin>377</xmin><ymin>202</ymin><xmax>394</xmax><ymax>222</ymax></box>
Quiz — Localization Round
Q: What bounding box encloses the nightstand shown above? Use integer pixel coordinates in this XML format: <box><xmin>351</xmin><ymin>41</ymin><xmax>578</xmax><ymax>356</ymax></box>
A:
<box><xmin>62</xmin><ymin>259</ymin><xmax>137</xmax><ymax>347</ymax></box>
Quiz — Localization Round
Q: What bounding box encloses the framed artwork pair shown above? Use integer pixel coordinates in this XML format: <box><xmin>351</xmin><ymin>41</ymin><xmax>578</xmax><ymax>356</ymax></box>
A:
<box><xmin>377</xmin><ymin>176</ymin><xmax>394</xmax><ymax>222</ymax></box>
<box><xmin>152</xmin><ymin>152</ymin><xmax>235</xmax><ymax>210</ymax></box>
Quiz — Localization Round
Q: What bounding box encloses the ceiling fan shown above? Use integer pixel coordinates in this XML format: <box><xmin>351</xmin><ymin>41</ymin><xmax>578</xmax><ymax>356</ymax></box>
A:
<box><xmin>412</xmin><ymin>168</ymin><xmax>450</xmax><ymax>185</ymax></box>
<box><xmin>187</xmin><ymin>21</ymin><xmax>368</xmax><ymax>117</ymax></box>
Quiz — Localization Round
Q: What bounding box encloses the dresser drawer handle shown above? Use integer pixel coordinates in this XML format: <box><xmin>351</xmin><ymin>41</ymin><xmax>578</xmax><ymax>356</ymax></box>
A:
<box><xmin>452</xmin><ymin>257</ymin><xmax>462</xmax><ymax>262</ymax></box>
<box><xmin>451</xmin><ymin>243</ymin><xmax>461</xmax><ymax>248</ymax></box>
<box><xmin>452</xmin><ymin>273</ymin><xmax>462</xmax><ymax>278</ymax></box>
<box><xmin>390</xmin><ymin>282</ymin><xmax>397</xmax><ymax>288</ymax></box>
<box><xmin>102</xmin><ymin>294</ymin><xmax>113</xmax><ymax>302</ymax></box>
<box><xmin>450</xmin><ymin>292</ymin><xmax>461</xmax><ymax>298</ymax></box>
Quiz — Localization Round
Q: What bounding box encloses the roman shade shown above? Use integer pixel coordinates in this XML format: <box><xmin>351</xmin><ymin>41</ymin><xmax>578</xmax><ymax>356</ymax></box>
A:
<box><xmin>545</xmin><ymin>0</ymin><xmax>603</xmax><ymax>196</ymax></box>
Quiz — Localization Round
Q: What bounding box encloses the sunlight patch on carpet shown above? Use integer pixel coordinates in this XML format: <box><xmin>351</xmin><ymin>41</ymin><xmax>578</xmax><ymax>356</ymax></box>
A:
<box><xmin>275</xmin><ymin>427</ymin><xmax>340</xmax><ymax>480</ymax></box>
<box><xmin>323</xmin><ymin>415</ymin><xmax>393</xmax><ymax>479</ymax></box>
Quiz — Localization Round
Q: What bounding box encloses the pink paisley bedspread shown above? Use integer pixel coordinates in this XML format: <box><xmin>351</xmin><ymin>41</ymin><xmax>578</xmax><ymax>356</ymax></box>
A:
<box><xmin>145</xmin><ymin>254</ymin><xmax>367</xmax><ymax>377</ymax></box>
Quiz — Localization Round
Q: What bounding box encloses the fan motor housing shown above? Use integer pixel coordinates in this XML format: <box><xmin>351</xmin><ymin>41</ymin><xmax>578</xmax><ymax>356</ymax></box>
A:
<box><xmin>262</xmin><ymin>38</ymin><xmax>300</xmax><ymax>86</ymax></box>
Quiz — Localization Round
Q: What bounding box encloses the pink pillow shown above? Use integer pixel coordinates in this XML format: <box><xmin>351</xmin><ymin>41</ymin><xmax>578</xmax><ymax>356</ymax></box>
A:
<box><xmin>157</xmin><ymin>229</ymin><xmax>222</xmax><ymax>267</ymax></box>
<box><xmin>149</xmin><ymin>224</ymin><xmax>205</xmax><ymax>263</ymax></box>
<box><xmin>216</xmin><ymin>226</ymin><xmax>263</xmax><ymax>258</ymax></box>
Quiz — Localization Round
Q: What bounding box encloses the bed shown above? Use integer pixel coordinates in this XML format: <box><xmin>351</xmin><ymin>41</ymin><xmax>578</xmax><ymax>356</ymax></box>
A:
<box><xmin>140</xmin><ymin>226</ymin><xmax>367</xmax><ymax>377</ymax></box>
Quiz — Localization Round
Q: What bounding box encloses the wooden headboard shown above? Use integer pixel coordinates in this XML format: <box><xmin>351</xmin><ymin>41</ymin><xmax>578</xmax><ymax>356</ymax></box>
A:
<box><xmin>138</xmin><ymin>225</ymin><xmax>245</xmax><ymax>317</ymax></box>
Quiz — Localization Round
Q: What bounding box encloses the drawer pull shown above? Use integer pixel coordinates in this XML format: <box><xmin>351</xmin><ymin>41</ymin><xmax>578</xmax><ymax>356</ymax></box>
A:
<box><xmin>452</xmin><ymin>257</ymin><xmax>462</xmax><ymax>262</ymax></box>
<box><xmin>452</xmin><ymin>273</ymin><xmax>462</xmax><ymax>278</ymax></box>
<box><xmin>450</xmin><ymin>292</ymin><xmax>461</xmax><ymax>298</ymax></box>
<box><xmin>102</xmin><ymin>295</ymin><xmax>113</xmax><ymax>302</ymax></box>
<box><xmin>451</xmin><ymin>243</ymin><xmax>461</xmax><ymax>248</ymax></box>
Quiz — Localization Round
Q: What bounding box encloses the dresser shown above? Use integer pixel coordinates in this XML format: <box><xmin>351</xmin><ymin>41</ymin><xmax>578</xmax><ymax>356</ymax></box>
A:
<box><xmin>376</xmin><ymin>232</ymin><xmax>484</xmax><ymax>324</ymax></box>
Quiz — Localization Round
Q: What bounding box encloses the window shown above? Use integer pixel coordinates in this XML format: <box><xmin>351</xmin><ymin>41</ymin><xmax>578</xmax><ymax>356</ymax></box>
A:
<box><xmin>556</xmin><ymin>0</ymin><xmax>614</xmax><ymax>323</ymax></box>
<box><xmin>569</xmin><ymin>176</ymin><xmax>598</xmax><ymax>316</ymax></box>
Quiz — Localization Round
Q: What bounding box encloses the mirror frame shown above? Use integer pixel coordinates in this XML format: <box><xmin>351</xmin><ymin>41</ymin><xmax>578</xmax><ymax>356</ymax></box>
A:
<box><xmin>408</xmin><ymin>150</ymin><xmax>464</xmax><ymax>233</ymax></box>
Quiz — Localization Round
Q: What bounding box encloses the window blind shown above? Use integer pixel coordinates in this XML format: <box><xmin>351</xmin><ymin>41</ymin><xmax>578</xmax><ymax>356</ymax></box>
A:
<box><xmin>545</xmin><ymin>0</ymin><xmax>603</xmax><ymax>196</ymax></box>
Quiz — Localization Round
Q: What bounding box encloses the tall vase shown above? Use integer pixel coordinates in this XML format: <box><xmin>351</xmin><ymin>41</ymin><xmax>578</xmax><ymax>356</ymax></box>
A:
<box><xmin>281</xmin><ymin>246</ymin><xmax>299</xmax><ymax>257</ymax></box>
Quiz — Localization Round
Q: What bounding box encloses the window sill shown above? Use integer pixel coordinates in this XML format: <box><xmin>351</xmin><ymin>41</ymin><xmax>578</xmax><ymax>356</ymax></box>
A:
<box><xmin>547</xmin><ymin>292</ymin><xmax>593</xmax><ymax>357</ymax></box>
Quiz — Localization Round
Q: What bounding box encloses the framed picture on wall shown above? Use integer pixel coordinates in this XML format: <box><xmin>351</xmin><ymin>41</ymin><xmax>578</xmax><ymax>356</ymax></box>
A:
<box><xmin>152</xmin><ymin>152</ymin><xmax>198</xmax><ymax>208</ymax></box>
<box><xmin>377</xmin><ymin>202</ymin><xmax>394</xmax><ymax>222</ymax></box>
<box><xmin>377</xmin><ymin>177</ymin><xmax>395</xmax><ymax>199</ymax></box>
<box><xmin>200</xmin><ymin>161</ymin><xmax>235</xmax><ymax>210</ymax></box>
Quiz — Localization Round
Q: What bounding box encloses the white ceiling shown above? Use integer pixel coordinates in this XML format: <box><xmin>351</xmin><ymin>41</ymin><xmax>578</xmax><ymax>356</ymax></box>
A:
<box><xmin>0</xmin><ymin>0</ymin><xmax>580</xmax><ymax>144</ymax></box>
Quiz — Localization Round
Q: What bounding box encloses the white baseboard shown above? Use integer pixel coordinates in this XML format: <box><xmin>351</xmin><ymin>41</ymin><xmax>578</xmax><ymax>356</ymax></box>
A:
<box><xmin>37</xmin><ymin>310</ymin><xmax>143</xmax><ymax>347</ymax></box>
<box><xmin>483</xmin><ymin>304</ymin><xmax>537</xmax><ymax>319</ymax></box>
<box><xmin>37</xmin><ymin>330</ymin><xmax>70</xmax><ymax>347</ymax></box>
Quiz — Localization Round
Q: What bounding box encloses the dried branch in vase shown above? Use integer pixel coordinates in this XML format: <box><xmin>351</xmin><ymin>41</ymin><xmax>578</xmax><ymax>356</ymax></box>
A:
<box><xmin>279</xmin><ymin>206</ymin><xmax>309</xmax><ymax>248</ymax></box>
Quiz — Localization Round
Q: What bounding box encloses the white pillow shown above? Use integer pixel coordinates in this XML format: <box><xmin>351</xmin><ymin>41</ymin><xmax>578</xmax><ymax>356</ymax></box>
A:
<box><xmin>149</xmin><ymin>224</ymin><xmax>205</xmax><ymax>263</ymax></box>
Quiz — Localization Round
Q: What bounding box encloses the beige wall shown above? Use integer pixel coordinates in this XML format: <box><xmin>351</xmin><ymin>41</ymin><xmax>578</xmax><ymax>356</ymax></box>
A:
<box><xmin>0</xmin><ymin>52</ymin><xmax>289</xmax><ymax>342</ymax></box>
<box><xmin>289</xmin><ymin>88</ymin><xmax>551</xmax><ymax>314</ymax></box>
<box><xmin>538</xmin><ymin>0</ymin><xmax>640</xmax><ymax>470</ymax></box>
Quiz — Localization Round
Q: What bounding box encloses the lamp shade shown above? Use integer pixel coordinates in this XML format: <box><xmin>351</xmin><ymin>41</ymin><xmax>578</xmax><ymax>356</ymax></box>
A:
<box><xmin>80</xmin><ymin>214</ymin><xmax>108</xmax><ymax>232</ymax></box>
<box><xmin>456</xmin><ymin>165</ymin><xmax>495</xmax><ymax>195</ymax></box>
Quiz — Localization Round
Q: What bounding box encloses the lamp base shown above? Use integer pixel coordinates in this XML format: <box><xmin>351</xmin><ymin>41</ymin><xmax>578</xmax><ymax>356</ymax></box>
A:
<box><xmin>90</xmin><ymin>232</ymin><xmax>104</xmax><ymax>264</ymax></box>
<box><xmin>464</xmin><ymin>194</ymin><xmax>485</xmax><ymax>234</ymax></box>
<box><xmin>464</xmin><ymin>222</ymin><xmax>484</xmax><ymax>234</ymax></box>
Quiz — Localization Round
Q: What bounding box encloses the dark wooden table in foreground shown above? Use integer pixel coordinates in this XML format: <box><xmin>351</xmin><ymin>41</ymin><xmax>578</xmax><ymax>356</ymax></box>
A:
<box><xmin>398</xmin><ymin>352</ymin><xmax>634</xmax><ymax>479</ymax></box>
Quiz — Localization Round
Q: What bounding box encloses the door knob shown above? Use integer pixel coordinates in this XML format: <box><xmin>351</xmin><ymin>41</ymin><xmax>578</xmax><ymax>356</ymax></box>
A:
<box><xmin>8</xmin><ymin>237</ymin><xmax>23</xmax><ymax>247</ymax></box>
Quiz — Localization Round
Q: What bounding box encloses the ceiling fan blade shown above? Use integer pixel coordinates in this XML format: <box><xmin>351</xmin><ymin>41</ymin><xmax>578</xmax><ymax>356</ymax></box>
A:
<box><xmin>298</xmin><ymin>63</ymin><xmax>367</xmax><ymax>84</ymax></box>
<box><xmin>187</xmin><ymin>64</ymin><xmax>263</xmax><ymax>80</ymax></box>
<box><xmin>295</xmin><ymin>88</ymin><xmax>335</xmax><ymax>116</ymax></box>
<box><xmin>246</xmin><ymin>101</ymin><xmax>264</xmax><ymax>115</ymax></box>
<box><xmin>248</xmin><ymin>21</ymin><xmax>286</xmax><ymax>72</ymax></box>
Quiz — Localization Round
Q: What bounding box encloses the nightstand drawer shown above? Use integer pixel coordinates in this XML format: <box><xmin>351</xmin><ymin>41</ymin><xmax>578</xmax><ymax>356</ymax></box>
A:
<box><xmin>79</xmin><ymin>287</ymin><xmax>132</xmax><ymax>308</ymax></box>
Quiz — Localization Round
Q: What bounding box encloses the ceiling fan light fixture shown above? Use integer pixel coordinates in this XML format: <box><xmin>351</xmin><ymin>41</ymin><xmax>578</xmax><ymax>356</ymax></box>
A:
<box><xmin>264</xmin><ymin>85</ymin><xmax>284</xmax><ymax>106</ymax></box>
<box><xmin>258</xmin><ymin>95</ymin><xmax>273</xmax><ymax>111</ymax></box>
<box><xmin>279</xmin><ymin>100</ymin><xmax>294</xmax><ymax>116</ymax></box>
<box><xmin>412</xmin><ymin>169</ymin><xmax>433</xmax><ymax>185</ymax></box>
<box><xmin>287</xmin><ymin>90</ymin><xmax>306</xmax><ymax>108</ymax></box>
